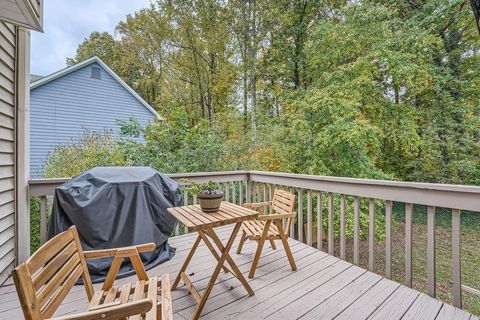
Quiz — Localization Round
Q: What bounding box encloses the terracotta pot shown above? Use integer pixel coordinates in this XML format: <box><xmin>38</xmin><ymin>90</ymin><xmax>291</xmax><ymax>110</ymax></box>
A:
<box><xmin>197</xmin><ymin>192</ymin><xmax>223</xmax><ymax>212</ymax></box>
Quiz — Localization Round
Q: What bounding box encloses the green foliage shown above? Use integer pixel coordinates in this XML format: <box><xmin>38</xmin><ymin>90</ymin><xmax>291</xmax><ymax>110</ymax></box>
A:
<box><xmin>67</xmin><ymin>31</ymin><xmax>122</xmax><ymax>68</ymax></box>
<box><xmin>117</xmin><ymin>116</ymin><xmax>143</xmax><ymax>138</ymax></box>
<box><xmin>131</xmin><ymin>112</ymin><xmax>226</xmax><ymax>173</ymax></box>
<box><xmin>52</xmin><ymin>0</ymin><xmax>480</xmax><ymax>246</ymax></box>
<box><xmin>183</xmin><ymin>180</ymin><xmax>222</xmax><ymax>195</ymax></box>
<box><xmin>30</xmin><ymin>197</ymin><xmax>40</xmax><ymax>254</ymax></box>
<box><xmin>43</xmin><ymin>129</ymin><xmax>130</xmax><ymax>178</ymax></box>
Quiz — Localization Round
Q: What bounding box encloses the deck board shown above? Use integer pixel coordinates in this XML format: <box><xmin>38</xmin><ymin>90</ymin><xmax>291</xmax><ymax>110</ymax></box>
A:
<box><xmin>301</xmin><ymin>271</ymin><xmax>383</xmax><ymax>320</ymax></box>
<box><xmin>0</xmin><ymin>226</ymin><xmax>476</xmax><ymax>320</ymax></box>
<box><xmin>402</xmin><ymin>293</ymin><xmax>444</xmax><ymax>320</ymax></box>
<box><xmin>335</xmin><ymin>278</ymin><xmax>400</xmax><ymax>320</ymax></box>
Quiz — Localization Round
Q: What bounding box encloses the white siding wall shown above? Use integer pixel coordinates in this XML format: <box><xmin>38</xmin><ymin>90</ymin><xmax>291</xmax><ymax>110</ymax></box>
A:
<box><xmin>0</xmin><ymin>21</ymin><xmax>16</xmax><ymax>285</ymax></box>
<box><xmin>30</xmin><ymin>62</ymin><xmax>156</xmax><ymax>178</ymax></box>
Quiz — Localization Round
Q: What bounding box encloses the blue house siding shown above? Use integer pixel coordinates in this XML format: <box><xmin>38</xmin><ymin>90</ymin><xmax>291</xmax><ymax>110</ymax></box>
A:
<box><xmin>30</xmin><ymin>61</ymin><xmax>156</xmax><ymax>178</ymax></box>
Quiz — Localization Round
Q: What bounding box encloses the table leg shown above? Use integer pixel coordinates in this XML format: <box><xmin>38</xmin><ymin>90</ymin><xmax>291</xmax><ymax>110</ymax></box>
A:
<box><xmin>198</xmin><ymin>230</ymin><xmax>230</xmax><ymax>273</ymax></box>
<box><xmin>171</xmin><ymin>234</ymin><xmax>201</xmax><ymax>290</ymax></box>
<box><xmin>204</xmin><ymin>226</ymin><xmax>255</xmax><ymax>296</ymax></box>
<box><xmin>193</xmin><ymin>222</ymin><xmax>244</xmax><ymax>320</ymax></box>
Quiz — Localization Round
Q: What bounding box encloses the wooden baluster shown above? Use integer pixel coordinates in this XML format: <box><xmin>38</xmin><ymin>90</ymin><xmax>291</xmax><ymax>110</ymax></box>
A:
<box><xmin>278</xmin><ymin>185</ymin><xmax>287</xmax><ymax>229</ymax></box>
<box><xmin>193</xmin><ymin>193</ymin><xmax>197</xmax><ymax>205</ymax></box>
<box><xmin>290</xmin><ymin>187</ymin><xmax>295</xmax><ymax>239</ymax></box>
<box><xmin>236</xmin><ymin>181</ymin><xmax>240</xmax><ymax>204</ymax></box>
<box><xmin>427</xmin><ymin>205</ymin><xmax>436</xmax><ymax>297</ymax></box>
<box><xmin>263</xmin><ymin>184</ymin><xmax>267</xmax><ymax>212</ymax></box>
<box><xmin>270</xmin><ymin>185</ymin><xmax>274</xmax><ymax>214</ymax></box>
<box><xmin>251</xmin><ymin>182</ymin><xmax>255</xmax><ymax>203</ymax></box>
<box><xmin>328</xmin><ymin>193</ymin><xmax>334</xmax><ymax>254</ymax></box>
<box><xmin>353</xmin><ymin>196</ymin><xmax>360</xmax><ymax>265</ymax></box>
<box><xmin>175</xmin><ymin>191</ymin><xmax>186</xmax><ymax>236</ymax></box>
<box><xmin>405</xmin><ymin>203</ymin><xmax>413</xmax><ymax>287</ymax></box>
<box><xmin>385</xmin><ymin>200</ymin><xmax>393</xmax><ymax>279</ymax></box>
<box><xmin>452</xmin><ymin>209</ymin><xmax>462</xmax><ymax>308</ymax></box>
<box><xmin>317</xmin><ymin>193</ymin><xmax>323</xmax><ymax>251</ymax></box>
<box><xmin>246</xmin><ymin>180</ymin><xmax>251</xmax><ymax>204</ymax></box>
<box><xmin>257</xmin><ymin>183</ymin><xmax>261</xmax><ymax>202</ymax></box>
<box><xmin>306</xmin><ymin>190</ymin><xmax>312</xmax><ymax>246</ymax></box>
<box><xmin>225</xmin><ymin>182</ymin><xmax>230</xmax><ymax>202</ymax></box>
<box><xmin>340</xmin><ymin>194</ymin><xmax>346</xmax><ymax>260</ymax></box>
<box><xmin>369</xmin><ymin>198</ymin><xmax>375</xmax><ymax>272</ymax></box>
<box><xmin>40</xmin><ymin>195</ymin><xmax>47</xmax><ymax>245</ymax></box>
<box><xmin>240</xmin><ymin>181</ymin><xmax>244</xmax><ymax>205</ymax></box>
<box><xmin>232</xmin><ymin>181</ymin><xmax>237</xmax><ymax>204</ymax></box>
<box><xmin>297</xmin><ymin>189</ymin><xmax>303</xmax><ymax>242</ymax></box>
<box><xmin>180</xmin><ymin>190</ymin><xmax>188</xmax><ymax>235</ymax></box>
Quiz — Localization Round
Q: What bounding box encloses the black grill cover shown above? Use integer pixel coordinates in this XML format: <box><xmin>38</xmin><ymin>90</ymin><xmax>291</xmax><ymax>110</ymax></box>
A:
<box><xmin>47</xmin><ymin>167</ymin><xmax>181</xmax><ymax>283</ymax></box>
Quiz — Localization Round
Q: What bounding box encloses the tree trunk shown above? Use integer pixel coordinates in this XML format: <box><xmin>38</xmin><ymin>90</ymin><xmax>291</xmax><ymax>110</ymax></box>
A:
<box><xmin>293</xmin><ymin>34</ymin><xmax>301</xmax><ymax>89</ymax></box>
<box><xmin>250</xmin><ymin>0</ymin><xmax>257</xmax><ymax>144</ymax></box>
<box><xmin>186</xmin><ymin>28</ymin><xmax>207</xmax><ymax>121</ymax></box>
<box><xmin>243</xmin><ymin>70</ymin><xmax>248</xmax><ymax>132</ymax></box>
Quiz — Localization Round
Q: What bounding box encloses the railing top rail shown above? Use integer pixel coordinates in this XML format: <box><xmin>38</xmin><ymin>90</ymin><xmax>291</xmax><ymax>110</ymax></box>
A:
<box><xmin>28</xmin><ymin>178</ymin><xmax>70</xmax><ymax>185</ymax></box>
<box><xmin>28</xmin><ymin>171</ymin><xmax>249</xmax><ymax>196</ymax></box>
<box><xmin>28</xmin><ymin>170</ymin><xmax>480</xmax><ymax>211</ymax></box>
<box><xmin>248</xmin><ymin>171</ymin><xmax>480</xmax><ymax>211</ymax></box>
<box><xmin>248</xmin><ymin>171</ymin><xmax>480</xmax><ymax>194</ymax></box>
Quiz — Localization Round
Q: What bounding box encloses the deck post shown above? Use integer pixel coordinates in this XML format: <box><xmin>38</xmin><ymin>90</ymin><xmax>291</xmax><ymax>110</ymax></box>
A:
<box><xmin>405</xmin><ymin>203</ymin><xmax>413</xmax><ymax>287</ymax></box>
<box><xmin>452</xmin><ymin>209</ymin><xmax>462</xmax><ymax>308</ymax></box>
<box><xmin>16</xmin><ymin>28</ymin><xmax>31</xmax><ymax>263</ymax></box>
<box><xmin>427</xmin><ymin>206</ymin><xmax>436</xmax><ymax>297</ymax></box>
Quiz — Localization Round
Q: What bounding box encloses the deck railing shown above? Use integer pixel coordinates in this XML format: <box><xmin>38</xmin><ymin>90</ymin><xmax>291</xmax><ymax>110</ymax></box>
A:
<box><xmin>28</xmin><ymin>170</ymin><xmax>480</xmax><ymax>309</ymax></box>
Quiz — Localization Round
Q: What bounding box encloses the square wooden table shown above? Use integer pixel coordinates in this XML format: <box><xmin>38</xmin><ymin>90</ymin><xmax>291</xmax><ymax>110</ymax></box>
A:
<box><xmin>168</xmin><ymin>201</ymin><xmax>258</xmax><ymax>319</ymax></box>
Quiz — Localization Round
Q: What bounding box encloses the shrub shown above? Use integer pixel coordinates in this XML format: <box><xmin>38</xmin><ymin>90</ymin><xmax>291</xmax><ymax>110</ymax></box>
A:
<box><xmin>43</xmin><ymin>129</ymin><xmax>130</xmax><ymax>178</ymax></box>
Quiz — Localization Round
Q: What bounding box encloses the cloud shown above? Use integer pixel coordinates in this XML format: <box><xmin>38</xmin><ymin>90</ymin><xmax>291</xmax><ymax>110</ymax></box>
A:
<box><xmin>31</xmin><ymin>0</ymin><xmax>151</xmax><ymax>75</ymax></box>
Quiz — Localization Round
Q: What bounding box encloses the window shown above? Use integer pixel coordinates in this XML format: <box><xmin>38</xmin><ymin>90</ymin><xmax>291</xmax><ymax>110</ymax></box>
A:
<box><xmin>91</xmin><ymin>67</ymin><xmax>101</xmax><ymax>79</ymax></box>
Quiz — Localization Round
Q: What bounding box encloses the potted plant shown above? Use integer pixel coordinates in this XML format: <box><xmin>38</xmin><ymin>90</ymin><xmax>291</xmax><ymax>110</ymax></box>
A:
<box><xmin>186</xmin><ymin>180</ymin><xmax>224</xmax><ymax>212</ymax></box>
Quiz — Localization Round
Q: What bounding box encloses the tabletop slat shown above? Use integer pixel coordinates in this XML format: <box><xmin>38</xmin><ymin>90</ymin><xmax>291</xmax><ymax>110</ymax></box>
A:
<box><xmin>169</xmin><ymin>207</ymin><xmax>200</xmax><ymax>228</ymax></box>
<box><xmin>181</xmin><ymin>206</ymin><xmax>214</xmax><ymax>225</ymax></box>
<box><xmin>189</xmin><ymin>206</ymin><xmax>225</xmax><ymax>223</ymax></box>
<box><xmin>220</xmin><ymin>202</ymin><xmax>248</xmax><ymax>216</ymax></box>
<box><xmin>167</xmin><ymin>202</ymin><xmax>258</xmax><ymax>232</ymax></box>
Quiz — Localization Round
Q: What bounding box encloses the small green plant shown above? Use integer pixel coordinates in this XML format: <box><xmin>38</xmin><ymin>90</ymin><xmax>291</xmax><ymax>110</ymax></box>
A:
<box><xmin>183</xmin><ymin>180</ymin><xmax>222</xmax><ymax>195</ymax></box>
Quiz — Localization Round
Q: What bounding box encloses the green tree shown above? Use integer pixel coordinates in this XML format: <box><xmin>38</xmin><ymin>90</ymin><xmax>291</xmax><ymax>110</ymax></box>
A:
<box><xmin>66</xmin><ymin>31</ymin><xmax>122</xmax><ymax>68</ymax></box>
<box><xmin>64</xmin><ymin>0</ymin><xmax>480</xmax><ymax>185</ymax></box>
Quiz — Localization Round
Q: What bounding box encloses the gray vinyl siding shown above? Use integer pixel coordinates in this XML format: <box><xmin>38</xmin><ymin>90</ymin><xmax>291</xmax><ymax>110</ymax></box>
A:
<box><xmin>30</xmin><ymin>62</ymin><xmax>156</xmax><ymax>178</ymax></box>
<box><xmin>0</xmin><ymin>21</ymin><xmax>16</xmax><ymax>286</ymax></box>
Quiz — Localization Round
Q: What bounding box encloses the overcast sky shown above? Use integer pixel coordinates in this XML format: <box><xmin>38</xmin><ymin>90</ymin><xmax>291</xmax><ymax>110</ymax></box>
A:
<box><xmin>31</xmin><ymin>0</ymin><xmax>151</xmax><ymax>76</ymax></box>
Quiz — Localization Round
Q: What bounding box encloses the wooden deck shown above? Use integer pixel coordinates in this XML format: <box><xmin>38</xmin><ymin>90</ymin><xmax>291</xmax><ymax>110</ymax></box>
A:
<box><xmin>0</xmin><ymin>226</ymin><xmax>477</xmax><ymax>320</ymax></box>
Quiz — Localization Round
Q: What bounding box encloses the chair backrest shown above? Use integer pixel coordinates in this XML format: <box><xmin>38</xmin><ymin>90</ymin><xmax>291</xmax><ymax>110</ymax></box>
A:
<box><xmin>13</xmin><ymin>226</ymin><xmax>94</xmax><ymax>320</ymax></box>
<box><xmin>272</xmin><ymin>189</ymin><xmax>296</xmax><ymax>215</ymax></box>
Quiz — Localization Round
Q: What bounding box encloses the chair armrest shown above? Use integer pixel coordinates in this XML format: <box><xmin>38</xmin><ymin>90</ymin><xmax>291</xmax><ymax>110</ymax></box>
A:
<box><xmin>258</xmin><ymin>212</ymin><xmax>296</xmax><ymax>221</ymax></box>
<box><xmin>243</xmin><ymin>201</ymin><xmax>272</xmax><ymax>209</ymax></box>
<box><xmin>90</xmin><ymin>243</ymin><xmax>155</xmax><ymax>290</ymax></box>
<box><xmin>84</xmin><ymin>243</ymin><xmax>156</xmax><ymax>260</ymax></box>
<box><xmin>48</xmin><ymin>298</ymin><xmax>153</xmax><ymax>320</ymax></box>
<box><xmin>160</xmin><ymin>273</ymin><xmax>173</xmax><ymax>320</ymax></box>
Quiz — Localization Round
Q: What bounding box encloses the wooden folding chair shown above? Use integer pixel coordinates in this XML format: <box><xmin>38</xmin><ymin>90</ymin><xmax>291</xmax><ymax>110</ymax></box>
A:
<box><xmin>237</xmin><ymin>189</ymin><xmax>297</xmax><ymax>278</ymax></box>
<box><xmin>12</xmin><ymin>226</ymin><xmax>172</xmax><ymax>320</ymax></box>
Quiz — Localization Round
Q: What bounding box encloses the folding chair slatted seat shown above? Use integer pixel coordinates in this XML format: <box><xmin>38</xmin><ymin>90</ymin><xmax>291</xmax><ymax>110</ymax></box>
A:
<box><xmin>13</xmin><ymin>226</ymin><xmax>173</xmax><ymax>320</ymax></box>
<box><xmin>237</xmin><ymin>189</ymin><xmax>297</xmax><ymax>278</ymax></box>
<box><xmin>242</xmin><ymin>220</ymin><xmax>280</xmax><ymax>239</ymax></box>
